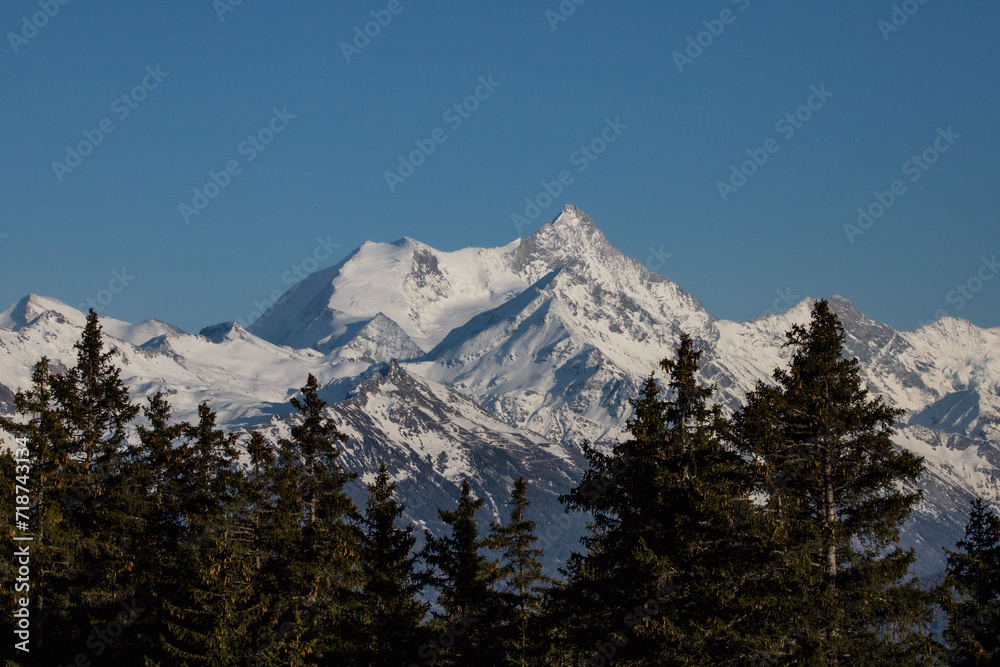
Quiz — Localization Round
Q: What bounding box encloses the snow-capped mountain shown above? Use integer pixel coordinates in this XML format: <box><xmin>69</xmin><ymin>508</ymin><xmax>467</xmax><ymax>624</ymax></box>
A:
<box><xmin>250</xmin><ymin>360</ymin><xmax>588</xmax><ymax>570</ymax></box>
<box><xmin>248</xmin><ymin>236</ymin><xmax>530</xmax><ymax>353</ymax></box>
<box><xmin>0</xmin><ymin>298</ymin><xmax>332</xmax><ymax>427</ymax></box>
<box><xmin>1</xmin><ymin>205</ymin><xmax>997</xmax><ymax>577</ymax></box>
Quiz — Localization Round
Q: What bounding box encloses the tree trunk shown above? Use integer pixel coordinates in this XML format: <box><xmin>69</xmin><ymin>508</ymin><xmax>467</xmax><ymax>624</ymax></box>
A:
<box><xmin>824</xmin><ymin>455</ymin><xmax>837</xmax><ymax>580</ymax></box>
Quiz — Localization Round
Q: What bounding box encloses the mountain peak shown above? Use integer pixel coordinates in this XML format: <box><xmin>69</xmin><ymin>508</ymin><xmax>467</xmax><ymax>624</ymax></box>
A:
<box><xmin>337</xmin><ymin>312</ymin><xmax>424</xmax><ymax>362</ymax></box>
<box><xmin>346</xmin><ymin>358</ymin><xmax>416</xmax><ymax>401</ymax></box>
<box><xmin>0</xmin><ymin>294</ymin><xmax>84</xmax><ymax>330</ymax></box>
<box><xmin>554</xmin><ymin>203</ymin><xmax>597</xmax><ymax>229</ymax></box>
<box><xmin>390</xmin><ymin>236</ymin><xmax>424</xmax><ymax>248</ymax></box>
<box><xmin>514</xmin><ymin>205</ymin><xmax>613</xmax><ymax>278</ymax></box>
<box><xmin>540</xmin><ymin>205</ymin><xmax>602</xmax><ymax>242</ymax></box>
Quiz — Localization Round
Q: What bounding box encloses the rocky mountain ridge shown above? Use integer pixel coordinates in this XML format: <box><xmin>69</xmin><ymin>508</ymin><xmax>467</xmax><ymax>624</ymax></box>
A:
<box><xmin>2</xmin><ymin>205</ymin><xmax>997</xmax><ymax>576</ymax></box>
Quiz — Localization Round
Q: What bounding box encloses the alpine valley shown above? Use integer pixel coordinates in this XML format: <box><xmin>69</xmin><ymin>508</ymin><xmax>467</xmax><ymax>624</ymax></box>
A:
<box><xmin>2</xmin><ymin>205</ymin><xmax>997</xmax><ymax>578</ymax></box>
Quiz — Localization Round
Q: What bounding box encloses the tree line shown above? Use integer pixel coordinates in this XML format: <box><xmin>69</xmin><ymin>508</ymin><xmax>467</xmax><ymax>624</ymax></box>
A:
<box><xmin>1</xmin><ymin>301</ymin><xmax>997</xmax><ymax>666</ymax></box>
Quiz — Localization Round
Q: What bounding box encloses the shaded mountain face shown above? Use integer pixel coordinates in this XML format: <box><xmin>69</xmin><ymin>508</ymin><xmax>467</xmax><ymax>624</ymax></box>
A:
<box><xmin>1</xmin><ymin>205</ymin><xmax>997</xmax><ymax>577</ymax></box>
<box><xmin>248</xmin><ymin>360</ymin><xmax>588</xmax><ymax>572</ymax></box>
<box><xmin>334</xmin><ymin>313</ymin><xmax>424</xmax><ymax>364</ymax></box>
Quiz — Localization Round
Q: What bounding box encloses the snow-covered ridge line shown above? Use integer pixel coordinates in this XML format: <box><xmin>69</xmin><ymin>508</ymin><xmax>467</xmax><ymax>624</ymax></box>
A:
<box><xmin>1</xmin><ymin>205</ymin><xmax>997</xmax><ymax>577</ymax></box>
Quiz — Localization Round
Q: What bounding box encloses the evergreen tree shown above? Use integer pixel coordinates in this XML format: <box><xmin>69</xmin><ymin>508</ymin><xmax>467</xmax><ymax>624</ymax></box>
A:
<box><xmin>555</xmin><ymin>334</ymin><xmax>767</xmax><ymax>665</ymax></box>
<box><xmin>177</xmin><ymin>404</ymin><xmax>241</xmax><ymax>541</ymax></box>
<box><xmin>940</xmin><ymin>497</ymin><xmax>1000</xmax><ymax>665</ymax></box>
<box><xmin>134</xmin><ymin>393</ymin><xmax>188</xmax><ymax>521</ymax></box>
<box><xmin>548</xmin><ymin>375</ymin><xmax>667</xmax><ymax>666</ymax></box>
<box><xmin>233</xmin><ymin>430</ymin><xmax>287</xmax><ymax>667</ymax></box>
<box><xmin>733</xmin><ymin>299</ymin><xmax>936</xmax><ymax>664</ymax></box>
<box><xmin>50</xmin><ymin>310</ymin><xmax>139</xmax><ymax>466</ymax></box>
<box><xmin>268</xmin><ymin>374</ymin><xmax>360</xmax><ymax>663</ymax></box>
<box><xmin>160</xmin><ymin>402</ymin><xmax>260</xmax><ymax>665</ymax></box>
<box><xmin>0</xmin><ymin>358</ymin><xmax>77</xmax><ymax>661</ymax></box>
<box><xmin>49</xmin><ymin>311</ymin><xmax>142</xmax><ymax>660</ymax></box>
<box><xmin>169</xmin><ymin>524</ymin><xmax>265</xmax><ymax>667</ymax></box>
<box><xmin>488</xmin><ymin>476</ymin><xmax>552</xmax><ymax>666</ymax></box>
<box><xmin>129</xmin><ymin>392</ymin><xmax>188</xmax><ymax>664</ymax></box>
<box><xmin>241</xmin><ymin>430</ymin><xmax>277</xmax><ymax>577</ymax></box>
<box><xmin>2</xmin><ymin>315</ymin><xmax>150</xmax><ymax>663</ymax></box>
<box><xmin>351</xmin><ymin>460</ymin><xmax>428</xmax><ymax>666</ymax></box>
<box><xmin>422</xmin><ymin>479</ymin><xmax>501</xmax><ymax>666</ymax></box>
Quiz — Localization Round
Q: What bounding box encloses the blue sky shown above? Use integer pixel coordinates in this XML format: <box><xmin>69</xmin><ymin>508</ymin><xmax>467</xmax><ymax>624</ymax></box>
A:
<box><xmin>2</xmin><ymin>0</ymin><xmax>998</xmax><ymax>333</ymax></box>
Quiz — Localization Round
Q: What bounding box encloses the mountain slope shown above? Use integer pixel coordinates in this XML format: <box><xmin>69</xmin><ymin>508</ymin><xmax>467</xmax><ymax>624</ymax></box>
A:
<box><xmin>1</xmin><ymin>205</ymin><xmax>997</xmax><ymax>578</ymax></box>
<box><xmin>245</xmin><ymin>360</ymin><xmax>588</xmax><ymax>571</ymax></box>
<box><xmin>247</xmin><ymin>237</ymin><xmax>530</xmax><ymax>352</ymax></box>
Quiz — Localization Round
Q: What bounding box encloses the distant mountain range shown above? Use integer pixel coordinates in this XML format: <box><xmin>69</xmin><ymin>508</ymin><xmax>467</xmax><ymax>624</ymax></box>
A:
<box><xmin>2</xmin><ymin>205</ymin><xmax>997</xmax><ymax>577</ymax></box>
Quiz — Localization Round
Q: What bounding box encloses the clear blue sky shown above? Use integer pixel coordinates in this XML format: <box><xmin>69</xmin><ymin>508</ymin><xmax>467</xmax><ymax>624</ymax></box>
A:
<box><xmin>2</xmin><ymin>0</ymin><xmax>998</xmax><ymax>333</ymax></box>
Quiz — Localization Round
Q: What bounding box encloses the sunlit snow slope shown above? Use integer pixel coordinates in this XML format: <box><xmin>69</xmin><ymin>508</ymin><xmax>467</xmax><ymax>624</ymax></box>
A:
<box><xmin>2</xmin><ymin>206</ymin><xmax>997</xmax><ymax>576</ymax></box>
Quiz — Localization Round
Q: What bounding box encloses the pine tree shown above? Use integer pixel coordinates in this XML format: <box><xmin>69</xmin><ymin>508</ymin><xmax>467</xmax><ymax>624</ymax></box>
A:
<box><xmin>50</xmin><ymin>311</ymin><xmax>139</xmax><ymax>467</ymax></box>
<box><xmin>269</xmin><ymin>374</ymin><xmax>360</xmax><ymax>663</ymax></box>
<box><xmin>549</xmin><ymin>374</ymin><xmax>666</xmax><ymax>666</ymax></box>
<box><xmin>160</xmin><ymin>402</ymin><xmax>259</xmax><ymax>665</ymax></box>
<box><xmin>940</xmin><ymin>497</ymin><xmax>1000</xmax><ymax>665</ymax></box>
<box><xmin>241</xmin><ymin>430</ymin><xmax>277</xmax><ymax>578</ymax></box>
<box><xmin>48</xmin><ymin>311</ymin><xmax>142</xmax><ymax>658</ymax></box>
<box><xmin>0</xmin><ymin>358</ymin><xmax>77</xmax><ymax>661</ymax></box>
<box><xmin>351</xmin><ymin>460</ymin><xmax>428</xmax><ymax>666</ymax></box>
<box><xmin>135</xmin><ymin>393</ymin><xmax>188</xmax><ymax>521</ymax></box>
<box><xmin>488</xmin><ymin>476</ymin><xmax>552</xmax><ymax>666</ymax></box>
<box><xmin>232</xmin><ymin>430</ymin><xmax>286</xmax><ymax>667</ymax></box>
<box><xmin>422</xmin><ymin>479</ymin><xmax>501</xmax><ymax>666</ymax></box>
<box><xmin>3</xmin><ymin>315</ymin><xmax>150</xmax><ymax>663</ymax></box>
<box><xmin>555</xmin><ymin>334</ymin><xmax>766</xmax><ymax>665</ymax></box>
<box><xmin>733</xmin><ymin>299</ymin><xmax>937</xmax><ymax>664</ymax></box>
<box><xmin>129</xmin><ymin>392</ymin><xmax>188</xmax><ymax>664</ymax></box>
